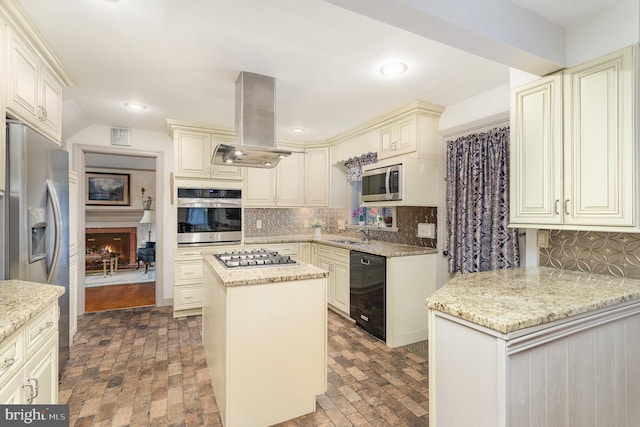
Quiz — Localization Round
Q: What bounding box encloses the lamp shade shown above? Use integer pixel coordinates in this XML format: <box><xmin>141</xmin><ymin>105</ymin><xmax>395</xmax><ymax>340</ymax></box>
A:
<box><xmin>140</xmin><ymin>210</ymin><xmax>153</xmax><ymax>224</ymax></box>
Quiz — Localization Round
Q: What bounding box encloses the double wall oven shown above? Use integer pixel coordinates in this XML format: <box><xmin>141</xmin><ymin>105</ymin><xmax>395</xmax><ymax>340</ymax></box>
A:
<box><xmin>177</xmin><ymin>187</ymin><xmax>242</xmax><ymax>246</ymax></box>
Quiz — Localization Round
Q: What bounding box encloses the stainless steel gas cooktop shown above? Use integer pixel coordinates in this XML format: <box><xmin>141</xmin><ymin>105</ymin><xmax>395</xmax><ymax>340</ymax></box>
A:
<box><xmin>215</xmin><ymin>249</ymin><xmax>297</xmax><ymax>269</ymax></box>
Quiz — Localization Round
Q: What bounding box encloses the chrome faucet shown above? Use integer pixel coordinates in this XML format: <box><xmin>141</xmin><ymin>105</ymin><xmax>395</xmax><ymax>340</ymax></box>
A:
<box><xmin>357</xmin><ymin>227</ymin><xmax>370</xmax><ymax>241</ymax></box>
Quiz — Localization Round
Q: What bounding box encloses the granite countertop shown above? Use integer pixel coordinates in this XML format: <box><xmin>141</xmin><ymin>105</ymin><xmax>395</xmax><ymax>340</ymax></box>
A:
<box><xmin>203</xmin><ymin>253</ymin><xmax>329</xmax><ymax>287</ymax></box>
<box><xmin>426</xmin><ymin>267</ymin><xmax>640</xmax><ymax>334</ymax></box>
<box><xmin>0</xmin><ymin>280</ymin><xmax>65</xmax><ymax>344</ymax></box>
<box><xmin>244</xmin><ymin>234</ymin><xmax>437</xmax><ymax>258</ymax></box>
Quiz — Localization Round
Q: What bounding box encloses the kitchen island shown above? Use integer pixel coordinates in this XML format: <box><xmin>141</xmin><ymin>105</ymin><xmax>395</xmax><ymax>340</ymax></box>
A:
<box><xmin>427</xmin><ymin>267</ymin><xmax>640</xmax><ymax>427</ymax></box>
<box><xmin>202</xmin><ymin>252</ymin><xmax>329</xmax><ymax>427</ymax></box>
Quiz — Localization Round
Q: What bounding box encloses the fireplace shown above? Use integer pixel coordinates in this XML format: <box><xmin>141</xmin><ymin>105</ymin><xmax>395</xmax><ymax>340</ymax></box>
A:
<box><xmin>85</xmin><ymin>227</ymin><xmax>137</xmax><ymax>270</ymax></box>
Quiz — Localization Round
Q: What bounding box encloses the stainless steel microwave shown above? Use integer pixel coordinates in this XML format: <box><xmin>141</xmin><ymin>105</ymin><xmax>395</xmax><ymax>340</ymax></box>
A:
<box><xmin>361</xmin><ymin>164</ymin><xmax>402</xmax><ymax>202</ymax></box>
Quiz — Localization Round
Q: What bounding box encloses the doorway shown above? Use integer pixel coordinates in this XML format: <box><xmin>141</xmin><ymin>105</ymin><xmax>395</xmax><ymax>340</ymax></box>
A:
<box><xmin>78</xmin><ymin>149</ymin><xmax>161</xmax><ymax>312</ymax></box>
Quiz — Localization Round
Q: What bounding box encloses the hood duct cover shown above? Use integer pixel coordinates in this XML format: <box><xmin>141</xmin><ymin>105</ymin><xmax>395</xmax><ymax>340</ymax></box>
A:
<box><xmin>211</xmin><ymin>71</ymin><xmax>292</xmax><ymax>168</ymax></box>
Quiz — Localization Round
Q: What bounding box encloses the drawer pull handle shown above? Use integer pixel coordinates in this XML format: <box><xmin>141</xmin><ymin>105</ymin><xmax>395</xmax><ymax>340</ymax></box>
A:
<box><xmin>184</xmin><ymin>296</ymin><xmax>193</xmax><ymax>300</ymax></box>
<box><xmin>184</xmin><ymin>271</ymin><xmax>194</xmax><ymax>275</ymax></box>
<box><xmin>0</xmin><ymin>357</ymin><xmax>16</xmax><ymax>372</ymax></box>
<box><xmin>38</xmin><ymin>321</ymin><xmax>54</xmax><ymax>334</ymax></box>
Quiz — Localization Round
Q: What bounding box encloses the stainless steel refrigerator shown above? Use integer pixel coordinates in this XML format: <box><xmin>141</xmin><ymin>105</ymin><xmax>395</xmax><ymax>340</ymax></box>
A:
<box><xmin>3</xmin><ymin>120</ymin><xmax>69</xmax><ymax>374</ymax></box>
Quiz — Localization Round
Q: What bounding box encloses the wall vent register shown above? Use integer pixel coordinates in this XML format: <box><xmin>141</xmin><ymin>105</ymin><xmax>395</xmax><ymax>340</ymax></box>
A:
<box><xmin>215</xmin><ymin>249</ymin><xmax>297</xmax><ymax>269</ymax></box>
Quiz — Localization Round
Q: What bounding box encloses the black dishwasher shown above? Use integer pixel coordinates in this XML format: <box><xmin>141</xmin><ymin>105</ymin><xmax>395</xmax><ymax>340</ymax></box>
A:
<box><xmin>350</xmin><ymin>250</ymin><xmax>386</xmax><ymax>341</ymax></box>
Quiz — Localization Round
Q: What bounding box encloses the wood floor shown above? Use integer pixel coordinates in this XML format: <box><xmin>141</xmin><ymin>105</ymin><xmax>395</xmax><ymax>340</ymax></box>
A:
<box><xmin>85</xmin><ymin>282</ymin><xmax>156</xmax><ymax>312</ymax></box>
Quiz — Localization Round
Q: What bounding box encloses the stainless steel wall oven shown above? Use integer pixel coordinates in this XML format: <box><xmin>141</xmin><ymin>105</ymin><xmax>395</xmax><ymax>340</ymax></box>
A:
<box><xmin>177</xmin><ymin>187</ymin><xmax>242</xmax><ymax>246</ymax></box>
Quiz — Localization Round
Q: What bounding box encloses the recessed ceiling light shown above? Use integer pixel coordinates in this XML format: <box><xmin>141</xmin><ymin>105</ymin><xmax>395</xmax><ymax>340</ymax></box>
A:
<box><xmin>124</xmin><ymin>102</ymin><xmax>147</xmax><ymax>111</ymax></box>
<box><xmin>290</xmin><ymin>127</ymin><xmax>306</xmax><ymax>134</ymax></box>
<box><xmin>380</xmin><ymin>62</ymin><xmax>408</xmax><ymax>76</ymax></box>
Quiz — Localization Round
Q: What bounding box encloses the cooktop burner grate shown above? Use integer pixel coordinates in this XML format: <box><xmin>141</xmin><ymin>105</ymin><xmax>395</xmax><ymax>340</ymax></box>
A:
<box><xmin>214</xmin><ymin>249</ymin><xmax>297</xmax><ymax>269</ymax></box>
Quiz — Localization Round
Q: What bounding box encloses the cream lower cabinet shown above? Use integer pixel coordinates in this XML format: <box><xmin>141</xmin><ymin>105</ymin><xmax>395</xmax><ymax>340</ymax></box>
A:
<box><xmin>428</xmin><ymin>302</ymin><xmax>640</xmax><ymax>427</ymax></box>
<box><xmin>174</xmin><ymin>245</ymin><xmax>242</xmax><ymax>318</ymax></box>
<box><xmin>0</xmin><ymin>302</ymin><xmax>59</xmax><ymax>404</ymax></box>
<box><xmin>316</xmin><ymin>244</ymin><xmax>349</xmax><ymax>315</ymax></box>
<box><xmin>510</xmin><ymin>45</ymin><xmax>637</xmax><ymax>230</ymax></box>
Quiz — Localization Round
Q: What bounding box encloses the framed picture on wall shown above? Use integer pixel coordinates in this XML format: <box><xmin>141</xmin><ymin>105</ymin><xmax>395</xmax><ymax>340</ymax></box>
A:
<box><xmin>86</xmin><ymin>172</ymin><xmax>130</xmax><ymax>206</ymax></box>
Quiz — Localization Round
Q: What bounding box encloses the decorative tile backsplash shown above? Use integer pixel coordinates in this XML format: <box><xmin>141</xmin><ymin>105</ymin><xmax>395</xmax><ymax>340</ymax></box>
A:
<box><xmin>540</xmin><ymin>230</ymin><xmax>640</xmax><ymax>279</ymax></box>
<box><xmin>244</xmin><ymin>206</ymin><xmax>437</xmax><ymax>248</ymax></box>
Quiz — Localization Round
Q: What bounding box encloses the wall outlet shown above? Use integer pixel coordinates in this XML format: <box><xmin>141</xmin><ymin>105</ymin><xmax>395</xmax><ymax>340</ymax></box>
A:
<box><xmin>417</xmin><ymin>223</ymin><xmax>435</xmax><ymax>238</ymax></box>
<box><xmin>256</xmin><ymin>220</ymin><xmax>262</xmax><ymax>229</ymax></box>
<box><xmin>337</xmin><ymin>219</ymin><xmax>346</xmax><ymax>230</ymax></box>
<box><xmin>537</xmin><ymin>229</ymin><xmax>549</xmax><ymax>248</ymax></box>
<box><xmin>303</xmin><ymin>219</ymin><xmax>309</xmax><ymax>228</ymax></box>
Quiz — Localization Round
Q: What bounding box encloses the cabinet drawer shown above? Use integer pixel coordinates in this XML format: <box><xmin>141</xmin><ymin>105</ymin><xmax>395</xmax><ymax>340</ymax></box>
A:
<box><xmin>317</xmin><ymin>244</ymin><xmax>350</xmax><ymax>261</ymax></box>
<box><xmin>175</xmin><ymin>248</ymin><xmax>203</xmax><ymax>261</ymax></box>
<box><xmin>174</xmin><ymin>284</ymin><xmax>203</xmax><ymax>310</ymax></box>
<box><xmin>245</xmin><ymin>243</ymin><xmax>299</xmax><ymax>256</ymax></box>
<box><xmin>0</xmin><ymin>328</ymin><xmax>25</xmax><ymax>383</ymax></box>
<box><xmin>176</xmin><ymin>262</ymin><xmax>203</xmax><ymax>282</ymax></box>
<box><xmin>25</xmin><ymin>303</ymin><xmax>57</xmax><ymax>356</ymax></box>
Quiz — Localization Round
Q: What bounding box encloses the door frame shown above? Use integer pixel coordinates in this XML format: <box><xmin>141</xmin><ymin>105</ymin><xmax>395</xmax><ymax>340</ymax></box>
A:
<box><xmin>73</xmin><ymin>143</ymin><xmax>164</xmax><ymax>316</ymax></box>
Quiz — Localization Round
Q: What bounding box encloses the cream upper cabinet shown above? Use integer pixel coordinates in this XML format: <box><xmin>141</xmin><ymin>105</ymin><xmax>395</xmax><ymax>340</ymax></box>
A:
<box><xmin>563</xmin><ymin>46</ymin><xmax>635</xmax><ymax>227</ymax></box>
<box><xmin>244</xmin><ymin>167</ymin><xmax>276</xmax><ymax>206</ymax></box>
<box><xmin>277</xmin><ymin>150</ymin><xmax>304</xmax><ymax>206</ymax></box>
<box><xmin>378</xmin><ymin>114</ymin><xmax>417</xmax><ymax>159</ymax></box>
<box><xmin>304</xmin><ymin>147</ymin><xmax>329</xmax><ymax>207</ymax></box>
<box><xmin>510</xmin><ymin>73</ymin><xmax>564</xmax><ymax>225</ymax></box>
<box><xmin>244</xmin><ymin>148</ymin><xmax>304</xmax><ymax>207</ymax></box>
<box><xmin>7</xmin><ymin>29</ymin><xmax>64</xmax><ymax>142</ymax></box>
<box><xmin>510</xmin><ymin>45</ymin><xmax>637</xmax><ymax>230</ymax></box>
<box><xmin>173</xmin><ymin>127</ymin><xmax>242</xmax><ymax>179</ymax></box>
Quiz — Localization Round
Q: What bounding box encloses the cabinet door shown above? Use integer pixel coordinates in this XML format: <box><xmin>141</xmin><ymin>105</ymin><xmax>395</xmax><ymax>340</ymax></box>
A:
<box><xmin>25</xmin><ymin>333</ymin><xmax>58</xmax><ymax>404</ymax></box>
<box><xmin>244</xmin><ymin>167</ymin><xmax>276</xmax><ymax>206</ymax></box>
<box><xmin>298</xmin><ymin>243</ymin><xmax>311</xmax><ymax>264</ymax></box>
<box><xmin>38</xmin><ymin>67</ymin><xmax>63</xmax><ymax>141</ymax></box>
<box><xmin>393</xmin><ymin>115</ymin><xmax>416</xmax><ymax>156</ymax></box>
<box><xmin>175</xmin><ymin>130</ymin><xmax>212</xmax><ymax>177</ymax></box>
<box><xmin>304</xmin><ymin>148</ymin><xmax>329</xmax><ymax>207</ymax></box>
<box><xmin>317</xmin><ymin>257</ymin><xmax>334</xmax><ymax>305</ymax></box>
<box><xmin>378</xmin><ymin>124</ymin><xmax>394</xmax><ymax>158</ymax></box>
<box><xmin>8</xmin><ymin>31</ymin><xmax>39</xmax><ymax>121</ymax></box>
<box><xmin>333</xmin><ymin>262</ymin><xmax>350</xmax><ymax>315</ymax></box>
<box><xmin>510</xmin><ymin>73</ymin><xmax>563</xmax><ymax>225</ymax></box>
<box><xmin>563</xmin><ymin>46</ymin><xmax>635</xmax><ymax>226</ymax></box>
<box><xmin>0</xmin><ymin>370</ymin><xmax>25</xmax><ymax>404</ymax></box>
<box><xmin>277</xmin><ymin>151</ymin><xmax>304</xmax><ymax>206</ymax></box>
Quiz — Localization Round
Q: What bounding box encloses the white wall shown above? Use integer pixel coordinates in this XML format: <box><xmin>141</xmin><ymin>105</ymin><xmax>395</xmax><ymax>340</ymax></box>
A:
<box><xmin>566</xmin><ymin>0</ymin><xmax>640</xmax><ymax>67</ymax></box>
<box><xmin>67</xmin><ymin>125</ymin><xmax>174</xmax><ymax>308</ymax></box>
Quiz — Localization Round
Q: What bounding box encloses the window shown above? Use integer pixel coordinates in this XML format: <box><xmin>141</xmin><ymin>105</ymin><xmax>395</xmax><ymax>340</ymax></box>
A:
<box><xmin>349</xmin><ymin>181</ymin><xmax>396</xmax><ymax>228</ymax></box>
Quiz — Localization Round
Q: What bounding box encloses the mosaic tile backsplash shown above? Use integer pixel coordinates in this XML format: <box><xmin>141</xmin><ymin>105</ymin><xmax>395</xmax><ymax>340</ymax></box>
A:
<box><xmin>244</xmin><ymin>206</ymin><xmax>437</xmax><ymax>248</ymax></box>
<box><xmin>540</xmin><ymin>230</ymin><xmax>640</xmax><ymax>279</ymax></box>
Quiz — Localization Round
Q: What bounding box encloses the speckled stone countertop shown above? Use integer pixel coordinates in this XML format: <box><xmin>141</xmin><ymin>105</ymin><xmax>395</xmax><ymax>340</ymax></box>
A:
<box><xmin>244</xmin><ymin>234</ymin><xmax>437</xmax><ymax>258</ymax></box>
<box><xmin>203</xmin><ymin>253</ymin><xmax>328</xmax><ymax>287</ymax></box>
<box><xmin>426</xmin><ymin>267</ymin><xmax>640</xmax><ymax>334</ymax></box>
<box><xmin>0</xmin><ymin>280</ymin><xmax>65</xmax><ymax>344</ymax></box>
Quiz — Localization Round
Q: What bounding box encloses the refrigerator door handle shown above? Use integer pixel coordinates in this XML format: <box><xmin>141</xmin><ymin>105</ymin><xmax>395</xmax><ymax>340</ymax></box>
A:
<box><xmin>45</xmin><ymin>179</ymin><xmax>62</xmax><ymax>284</ymax></box>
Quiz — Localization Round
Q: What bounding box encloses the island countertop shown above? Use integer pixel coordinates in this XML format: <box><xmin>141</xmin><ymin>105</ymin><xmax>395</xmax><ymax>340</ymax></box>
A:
<box><xmin>426</xmin><ymin>266</ymin><xmax>640</xmax><ymax>334</ymax></box>
<box><xmin>244</xmin><ymin>234</ymin><xmax>437</xmax><ymax>257</ymax></box>
<box><xmin>0</xmin><ymin>280</ymin><xmax>65</xmax><ymax>343</ymax></box>
<box><xmin>203</xmin><ymin>253</ymin><xmax>328</xmax><ymax>287</ymax></box>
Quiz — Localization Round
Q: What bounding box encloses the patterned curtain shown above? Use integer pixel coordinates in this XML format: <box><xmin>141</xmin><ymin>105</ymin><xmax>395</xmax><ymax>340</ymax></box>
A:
<box><xmin>344</xmin><ymin>152</ymin><xmax>378</xmax><ymax>182</ymax></box>
<box><xmin>446</xmin><ymin>127</ymin><xmax>519</xmax><ymax>274</ymax></box>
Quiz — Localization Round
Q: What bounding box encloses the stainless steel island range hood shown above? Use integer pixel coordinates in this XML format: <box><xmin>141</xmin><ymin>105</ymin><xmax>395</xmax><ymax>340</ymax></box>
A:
<box><xmin>211</xmin><ymin>71</ymin><xmax>292</xmax><ymax>168</ymax></box>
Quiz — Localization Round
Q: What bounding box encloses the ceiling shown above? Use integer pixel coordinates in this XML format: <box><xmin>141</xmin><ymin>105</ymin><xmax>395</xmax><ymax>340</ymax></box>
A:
<box><xmin>13</xmin><ymin>0</ymin><xmax>625</xmax><ymax>143</ymax></box>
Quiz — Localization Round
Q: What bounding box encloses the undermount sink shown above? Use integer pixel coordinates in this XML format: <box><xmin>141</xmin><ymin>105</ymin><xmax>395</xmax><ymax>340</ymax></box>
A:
<box><xmin>328</xmin><ymin>239</ymin><xmax>370</xmax><ymax>245</ymax></box>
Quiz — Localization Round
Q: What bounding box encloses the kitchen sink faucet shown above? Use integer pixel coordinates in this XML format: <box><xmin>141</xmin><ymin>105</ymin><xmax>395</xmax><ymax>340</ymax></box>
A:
<box><xmin>357</xmin><ymin>227</ymin><xmax>370</xmax><ymax>241</ymax></box>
